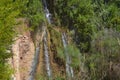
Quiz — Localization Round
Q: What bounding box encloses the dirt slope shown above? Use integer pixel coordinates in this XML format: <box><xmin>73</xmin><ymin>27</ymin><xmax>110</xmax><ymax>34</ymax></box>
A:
<box><xmin>11</xmin><ymin>18</ymin><xmax>35</xmax><ymax>80</ymax></box>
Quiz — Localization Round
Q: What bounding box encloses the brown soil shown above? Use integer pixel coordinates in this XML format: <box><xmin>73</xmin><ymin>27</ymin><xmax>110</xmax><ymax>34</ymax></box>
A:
<box><xmin>11</xmin><ymin>18</ymin><xmax>35</xmax><ymax>80</ymax></box>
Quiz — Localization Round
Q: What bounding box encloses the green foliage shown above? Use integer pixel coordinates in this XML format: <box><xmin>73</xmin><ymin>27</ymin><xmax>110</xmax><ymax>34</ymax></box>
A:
<box><xmin>55</xmin><ymin>0</ymin><xmax>95</xmax><ymax>52</ymax></box>
<box><xmin>49</xmin><ymin>26</ymin><xmax>62</xmax><ymax>48</ymax></box>
<box><xmin>84</xmin><ymin>29</ymin><xmax>120</xmax><ymax>80</ymax></box>
<box><xmin>93</xmin><ymin>0</ymin><xmax>120</xmax><ymax>31</ymax></box>
<box><xmin>55</xmin><ymin>1</ymin><xmax>120</xmax><ymax>79</ymax></box>
<box><xmin>0</xmin><ymin>63</ymin><xmax>13</xmax><ymax>80</ymax></box>
<box><xmin>54</xmin><ymin>0</ymin><xmax>120</xmax><ymax>52</ymax></box>
<box><xmin>55</xmin><ymin>76</ymin><xmax>65</xmax><ymax>80</ymax></box>
<box><xmin>36</xmin><ymin>75</ymin><xmax>47</xmax><ymax>80</ymax></box>
<box><xmin>57</xmin><ymin>44</ymin><xmax>81</xmax><ymax>68</ymax></box>
<box><xmin>21</xmin><ymin>0</ymin><xmax>45</xmax><ymax>28</ymax></box>
<box><xmin>69</xmin><ymin>29</ymin><xmax>120</xmax><ymax>80</ymax></box>
<box><xmin>57</xmin><ymin>47</ymin><xmax>65</xmax><ymax>60</ymax></box>
<box><xmin>66</xmin><ymin>44</ymin><xmax>80</xmax><ymax>67</ymax></box>
<box><xmin>0</xmin><ymin>0</ymin><xmax>21</xmax><ymax>79</ymax></box>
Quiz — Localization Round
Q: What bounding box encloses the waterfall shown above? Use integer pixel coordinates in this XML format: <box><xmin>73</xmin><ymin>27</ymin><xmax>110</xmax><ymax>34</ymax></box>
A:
<box><xmin>45</xmin><ymin>8</ymin><xmax>51</xmax><ymax>24</ymax></box>
<box><xmin>41</xmin><ymin>0</ymin><xmax>52</xmax><ymax>78</ymax></box>
<box><xmin>44</xmin><ymin>30</ymin><xmax>52</xmax><ymax>78</ymax></box>
<box><xmin>42</xmin><ymin>0</ymin><xmax>52</xmax><ymax>24</ymax></box>
<box><xmin>42</xmin><ymin>0</ymin><xmax>47</xmax><ymax>9</ymax></box>
<box><xmin>28</xmin><ymin>47</ymin><xmax>40</xmax><ymax>80</ymax></box>
<box><xmin>62</xmin><ymin>33</ymin><xmax>74</xmax><ymax>78</ymax></box>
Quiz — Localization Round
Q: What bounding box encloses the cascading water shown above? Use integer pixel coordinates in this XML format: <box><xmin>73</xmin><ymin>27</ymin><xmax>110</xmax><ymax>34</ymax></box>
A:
<box><xmin>28</xmin><ymin>47</ymin><xmax>40</xmax><ymax>80</ymax></box>
<box><xmin>41</xmin><ymin>0</ymin><xmax>52</xmax><ymax>78</ymax></box>
<box><xmin>62</xmin><ymin>33</ymin><xmax>74</xmax><ymax>78</ymax></box>
<box><xmin>45</xmin><ymin>8</ymin><xmax>51</xmax><ymax>24</ymax></box>
<box><xmin>42</xmin><ymin>0</ymin><xmax>52</xmax><ymax>24</ymax></box>
<box><xmin>44</xmin><ymin>30</ymin><xmax>52</xmax><ymax>78</ymax></box>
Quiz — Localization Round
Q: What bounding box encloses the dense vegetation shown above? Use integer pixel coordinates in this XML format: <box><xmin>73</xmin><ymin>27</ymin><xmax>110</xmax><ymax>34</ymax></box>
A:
<box><xmin>0</xmin><ymin>0</ymin><xmax>120</xmax><ymax>80</ymax></box>
<box><xmin>54</xmin><ymin>0</ymin><xmax>120</xmax><ymax>51</ymax></box>
<box><xmin>0</xmin><ymin>0</ymin><xmax>21</xmax><ymax>79</ymax></box>
<box><xmin>53</xmin><ymin>0</ymin><xmax>120</xmax><ymax>79</ymax></box>
<box><xmin>0</xmin><ymin>0</ymin><xmax>45</xmax><ymax>79</ymax></box>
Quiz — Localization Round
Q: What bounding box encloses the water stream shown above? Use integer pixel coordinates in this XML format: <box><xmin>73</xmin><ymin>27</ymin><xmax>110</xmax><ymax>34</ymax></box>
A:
<box><xmin>42</xmin><ymin>0</ymin><xmax>52</xmax><ymax>24</ymax></box>
<box><xmin>28</xmin><ymin>47</ymin><xmax>40</xmax><ymax>80</ymax></box>
<box><xmin>42</xmin><ymin>0</ymin><xmax>52</xmax><ymax>78</ymax></box>
<box><xmin>62</xmin><ymin>33</ymin><xmax>74</xmax><ymax>78</ymax></box>
<box><xmin>44</xmin><ymin>30</ymin><xmax>52</xmax><ymax>78</ymax></box>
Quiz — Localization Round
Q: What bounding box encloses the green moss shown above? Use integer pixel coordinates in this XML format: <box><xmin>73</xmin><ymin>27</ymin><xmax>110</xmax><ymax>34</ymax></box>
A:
<box><xmin>48</xmin><ymin>26</ymin><xmax>63</xmax><ymax>49</ymax></box>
